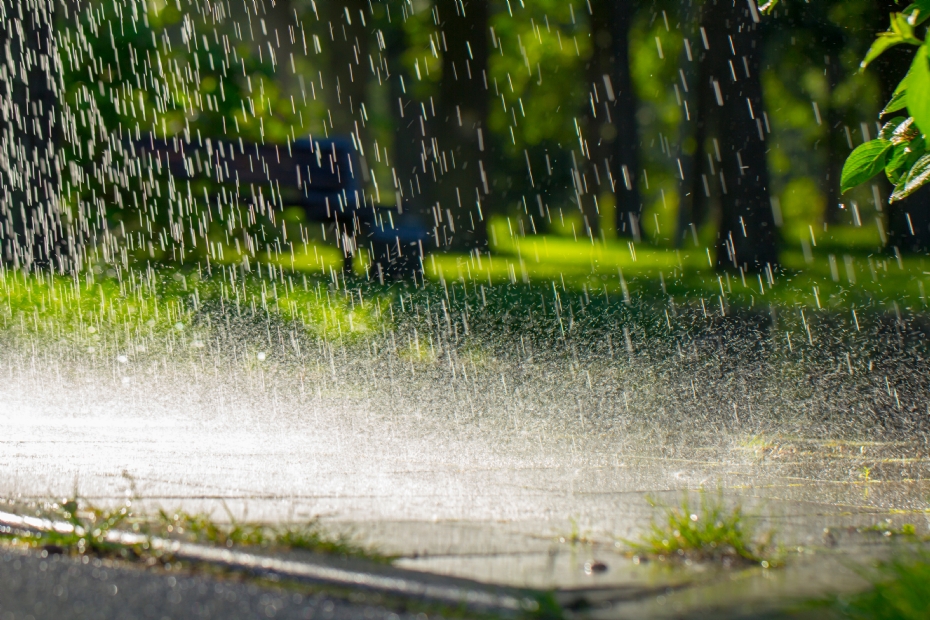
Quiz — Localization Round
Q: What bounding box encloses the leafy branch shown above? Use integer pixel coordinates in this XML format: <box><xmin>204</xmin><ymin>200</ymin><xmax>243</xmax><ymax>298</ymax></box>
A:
<box><xmin>764</xmin><ymin>1</ymin><xmax>930</xmax><ymax>202</ymax></box>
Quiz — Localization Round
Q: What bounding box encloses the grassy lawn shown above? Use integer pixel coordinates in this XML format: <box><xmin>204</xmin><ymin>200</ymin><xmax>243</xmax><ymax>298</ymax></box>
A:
<box><xmin>2</xmin><ymin>217</ymin><xmax>926</xmax><ymax>352</ymax></box>
<box><xmin>268</xmin><ymin>217</ymin><xmax>930</xmax><ymax>313</ymax></box>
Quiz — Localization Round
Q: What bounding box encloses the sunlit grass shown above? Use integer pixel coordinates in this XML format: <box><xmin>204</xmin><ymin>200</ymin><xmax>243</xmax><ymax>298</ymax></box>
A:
<box><xmin>0</xmin><ymin>499</ymin><xmax>140</xmax><ymax>559</ymax></box>
<box><xmin>418</xmin><ymin>217</ymin><xmax>930</xmax><ymax>312</ymax></box>
<box><xmin>263</xmin><ymin>241</ymin><xmax>345</xmax><ymax>275</ymax></box>
<box><xmin>0</xmin><ymin>498</ymin><xmax>384</xmax><ymax>562</ymax></box>
<box><xmin>858</xmin><ymin>522</ymin><xmax>920</xmax><ymax>538</ymax></box>
<box><xmin>627</xmin><ymin>490</ymin><xmax>775</xmax><ymax>566</ymax></box>
<box><xmin>0</xmin><ymin>220</ymin><xmax>925</xmax><ymax>350</ymax></box>
<box><xmin>0</xmin><ymin>263</ymin><xmax>389</xmax><ymax>346</ymax></box>
<box><xmin>0</xmin><ymin>268</ymin><xmax>190</xmax><ymax>345</ymax></box>
<box><xmin>273</xmin><ymin>281</ymin><xmax>389</xmax><ymax>341</ymax></box>
<box><xmin>187</xmin><ymin>213</ymin><xmax>930</xmax><ymax>315</ymax></box>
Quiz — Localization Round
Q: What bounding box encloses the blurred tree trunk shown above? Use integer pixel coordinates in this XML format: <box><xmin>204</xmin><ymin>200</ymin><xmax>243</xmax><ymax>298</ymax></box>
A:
<box><xmin>321</xmin><ymin>0</ymin><xmax>371</xmax><ymax>149</ymax></box>
<box><xmin>873</xmin><ymin>0</ymin><xmax>930</xmax><ymax>252</ymax></box>
<box><xmin>676</xmin><ymin>0</ymin><xmax>711</xmax><ymax>248</ymax></box>
<box><xmin>230</xmin><ymin>0</ymin><xmax>301</xmax><ymax>97</ymax></box>
<box><xmin>384</xmin><ymin>2</ymin><xmax>430</xmax><ymax>223</ymax></box>
<box><xmin>692</xmin><ymin>0</ymin><xmax>778</xmax><ymax>272</ymax></box>
<box><xmin>319</xmin><ymin>0</ymin><xmax>372</xmax><ymax>268</ymax></box>
<box><xmin>0</xmin><ymin>0</ymin><xmax>61</xmax><ymax>271</ymax></box>
<box><xmin>822</xmin><ymin>52</ymin><xmax>844</xmax><ymax>225</ymax></box>
<box><xmin>434</xmin><ymin>0</ymin><xmax>488</xmax><ymax>253</ymax></box>
<box><xmin>583</xmin><ymin>0</ymin><xmax>641</xmax><ymax>241</ymax></box>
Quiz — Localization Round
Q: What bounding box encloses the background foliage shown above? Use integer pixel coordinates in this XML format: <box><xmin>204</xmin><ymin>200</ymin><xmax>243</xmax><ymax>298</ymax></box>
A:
<box><xmin>50</xmin><ymin>0</ymin><xmax>930</xmax><ymax>272</ymax></box>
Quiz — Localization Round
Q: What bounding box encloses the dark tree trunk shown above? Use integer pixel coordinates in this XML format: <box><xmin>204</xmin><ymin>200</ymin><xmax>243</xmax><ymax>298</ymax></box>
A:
<box><xmin>321</xmin><ymin>0</ymin><xmax>371</xmax><ymax>145</ymax></box>
<box><xmin>873</xmin><ymin>0</ymin><xmax>930</xmax><ymax>253</ymax></box>
<box><xmin>675</xmin><ymin>108</ymin><xmax>710</xmax><ymax>248</ymax></box>
<box><xmin>790</xmin><ymin>1</ymin><xmax>849</xmax><ymax>227</ymax></box>
<box><xmin>695</xmin><ymin>0</ymin><xmax>778</xmax><ymax>271</ymax></box>
<box><xmin>580</xmin><ymin>1</ymin><xmax>608</xmax><ymax>241</ymax></box>
<box><xmin>823</xmin><ymin>53</ymin><xmax>844</xmax><ymax>225</ymax></box>
<box><xmin>385</xmin><ymin>2</ymin><xmax>430</xmax><ymax>223</ymax></box>
<box><xmin>0</xmin><ymin>0</ymin><xmax>61</xmax><ymax>271</ymax></box>
<box><xmin>677</xmin><ymin>0</ymin><xmax>712</xmax><ymax>247</ymax></box>
<box><xmin>583</xmin><ymin>0</ymin><xmax>641</xmax><ymax>241</ymax></box>
<box><xmin>434</xmin><ymin>0</ymin><xmax>489</xmax><ymax>252</ymax></box>
<box><xmin>320</xmin><ymin>0</ymin><xmax>372</xmax><ymax>269</ymax></box>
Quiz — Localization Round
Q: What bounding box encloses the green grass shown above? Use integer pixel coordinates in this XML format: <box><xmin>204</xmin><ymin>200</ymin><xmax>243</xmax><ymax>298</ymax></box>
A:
<box><xmin>475</xmin><ymin>218</ymin><xmax>930</xmax><ymax>312</ymax></box>
<box><xmin>1</xmin><ymin>219</ymin><xmax>926</xmax><ymax>359</ymax></box>
<box><xmin>627</xmin><ymin>490</ymin><xmax>775</xmax><ymax>566</ymax></box>
<box><xmin>821</xmin><ymin>551</ymin><xmax>930</xmax><ymax>619</ymax></box>
<box><xmin>208</xmin><ymin>214</ymin><xmax>930</xmax><ymax>314</ymax></box>
<box><xmin>155</xmin><ymin>509</ymin><xmax>384</xmax><ymax>559</ymax></box>
<box><xmin>0</xmin><ymin>263</ymin><xmax>389</xmax><ymax>346</ymax></box>
<box><xmin>858</xmin><ymin>522</ymin><xmax>921</xmax><ymax>539</ymax></box>
<box><xmin>0</xmin><ymin>498</ymin><xmax>385</xmax><ymax>562</ymax></box>
<box><xmin>0</xmin><ymin>499</ymin><xmax>141</xmax><ymax>560</ymax></box>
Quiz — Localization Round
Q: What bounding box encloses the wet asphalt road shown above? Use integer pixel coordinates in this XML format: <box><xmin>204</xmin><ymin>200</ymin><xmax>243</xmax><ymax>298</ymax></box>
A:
<box><xmin>0</xmin><ymin>548</ymin><xmax>433</xmax><ymax>620</ymax></box>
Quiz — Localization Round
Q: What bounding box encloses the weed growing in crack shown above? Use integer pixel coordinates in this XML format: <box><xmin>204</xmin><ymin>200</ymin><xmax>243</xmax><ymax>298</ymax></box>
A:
<box><xmin>626</xmin><ymin>490</ymin><xmax>776</xmax><ymax>566</ymax></box>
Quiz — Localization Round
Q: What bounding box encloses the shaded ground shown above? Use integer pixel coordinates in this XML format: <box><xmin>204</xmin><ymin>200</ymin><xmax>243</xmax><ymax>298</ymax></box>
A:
<box><xmin>0</xmin><ymin>547</ymin><xmax>433</xmax><ymax>620</ymax></box>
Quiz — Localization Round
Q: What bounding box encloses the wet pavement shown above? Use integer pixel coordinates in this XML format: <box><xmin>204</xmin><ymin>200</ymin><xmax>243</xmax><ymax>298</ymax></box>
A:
<box><xmin>1</xmin><ymin>324</ymin><xmax>929</xmax><ymax>617</ymax></box>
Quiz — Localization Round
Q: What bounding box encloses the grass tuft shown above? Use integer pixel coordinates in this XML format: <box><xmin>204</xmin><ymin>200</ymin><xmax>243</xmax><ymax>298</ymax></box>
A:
<box><xmin>627</xmin><ymin>490</ymin><xmax>775</xmax><ymax>566</ymax></box>
<box><xmin>157</xmin><ymin>510</ymin><xmax>387</xmax><ymax>560</ymax></box>
<box><xmin>822</xmin><ymin>551</ymin><xmax>930</xmax><ymax>620</ymax></box>
<box><xmin>1</xmin><ymin>499</ymin><xmax>145</xmax><ymax>560</ymax></box>
<box><xmin>0</xmin><ymin>498</ymin><xmax>385</xmax><ymax>563</ymax></box>
<box><xmin>858</xmin><ymin>521</ymin><xmax>921</xmax><ymax>540</ymax></box>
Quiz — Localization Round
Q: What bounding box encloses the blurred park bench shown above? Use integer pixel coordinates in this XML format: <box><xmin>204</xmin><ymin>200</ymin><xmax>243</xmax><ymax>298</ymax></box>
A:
<box><xmin>137</xmin><ymin>134</ymin><xmax>427</xmax><ymax>282</ymax></box>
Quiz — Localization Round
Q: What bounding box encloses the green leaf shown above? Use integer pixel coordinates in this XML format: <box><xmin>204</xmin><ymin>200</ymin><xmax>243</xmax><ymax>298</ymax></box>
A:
<box><xmin>903</xmin><ymin>1</ymin><xmax>930</xmax><ymax>26</ymax></box>
<box><xmin>890</xmin><ymin>11</ymin><xmax>923</xmax><ymax>40</ymax></box>
<box><xmin>892</xmin><ymin>118</ymin><xmax>922</xmax><ymax>144</ymax></box>
<box><xmin>862</xmin><ymin>14</ymin><xmax>923</xmax><ymax>69</ymax></box>
<box><xmin>883</xmin><ymin>59</ymin><xmax>921</xmax><ymax>117</ymax></box>
<box><xmin>879</xmin><ymin>117</ymin><xmax>909</xmax><ymax>140</ymax></box>
<box><xmin>891</xmin><ymin>153</ymin><xmax>930</xmax><ymax>201</ymax></box>
<box><xmin>887</xmin><ymin>143</ymin><xmax>915</xmax><ymax>184</ymax></box>
<box><xmin>842</xmin><ymin>139</ymin><xmax>894</xmax><ymax>193</ymax></box>
<box><xmin>908</xmin><ymin>44</ymin><xmax>930</xmax><ymax>136</ymax></box>
<box><xmin>863</xmin><ymin>36</ymin><xmax>909</xmax><ymax>70</ymax></box>
<box><xmin>887</xmin><ymin>136</ymin><xmax>926</xmax><ymax>185</ymax></box>
<box><xmin>882</xmin><ymin>87</ymin><xmax>908</xmax><ymax>116</ymax></box>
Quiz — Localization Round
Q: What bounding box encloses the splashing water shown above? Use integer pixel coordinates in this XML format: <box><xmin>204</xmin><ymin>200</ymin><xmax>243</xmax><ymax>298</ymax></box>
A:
<box><xmin>0</xmin><ymin>0</ymin><xmax>928</xmax><ymax>601</ymax></box>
